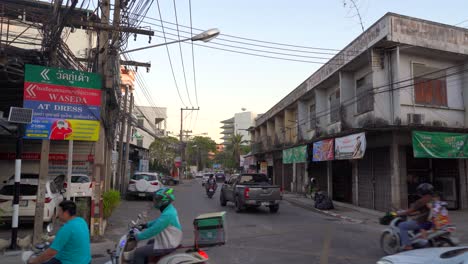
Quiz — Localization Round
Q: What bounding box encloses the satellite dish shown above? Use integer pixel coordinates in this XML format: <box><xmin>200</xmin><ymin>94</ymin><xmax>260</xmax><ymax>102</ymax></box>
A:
<box><xmin>241</xmin><ymin>108</ymin><xmax>246</xmax><ymax>111</ymax></box>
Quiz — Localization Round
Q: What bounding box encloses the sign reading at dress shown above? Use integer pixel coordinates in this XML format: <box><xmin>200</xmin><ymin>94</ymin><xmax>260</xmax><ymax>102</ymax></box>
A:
<box><xmin>312</xmin><ymin>139</ymin><xmax>334</xmax><ymax>161</ymax></box>
<box><xmin>413</xmin><ymin>131</ymin><xmax>468</xmax><ymax>158</ymax></box>
<box><xmin>23</xmin><ymin>64</ymin><xmax>102</xmax><ymax>141</ymax></box>
<box><xmin>335</xmin><ymin>132</ymin><xmax>366</xmax><ymax>160</ymax></box>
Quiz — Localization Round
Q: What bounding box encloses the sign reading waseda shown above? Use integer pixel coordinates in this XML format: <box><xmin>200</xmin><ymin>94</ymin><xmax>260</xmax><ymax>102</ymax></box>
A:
<box><xmin>413</xmin><ymin>131</ymin><xmax>468</xmax><ymax>158</ymax></box>
<box><xmin>335</xmin><ymin>132</ymin><xmax>366</xmax><ymax>160</ymax></box>
<box><xmin>23</xmin><ymin>64</ymin><xmax>102</xmax><ymax>141</ymax></box>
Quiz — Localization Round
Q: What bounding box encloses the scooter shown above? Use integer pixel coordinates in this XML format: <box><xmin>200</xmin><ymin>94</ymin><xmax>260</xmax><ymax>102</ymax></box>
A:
<box><xmin>105</xmin><ymin>214</ymin><xmax>209</xmax><ymax>264</ymax></box>
<box><xmin>206</xmin><ymin>184</ymin><xmax>216</xmax><ymax>199</ymax></box>
<box><xmin>380</xmin><ymin>212</ymin><xmax>459</xmax><ymax>255</ymax></box>
<box><xmin>21</xmin><ymin>224</ymin><xmax>56</xmax><ymax>263</ymax></box>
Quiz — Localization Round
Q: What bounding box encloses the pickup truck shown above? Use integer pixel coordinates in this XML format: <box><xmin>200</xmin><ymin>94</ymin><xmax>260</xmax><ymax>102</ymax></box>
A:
<box><xmin>219</xmin><ymin>173</ymin><xmax>282</xmax><ymax>213</ymax></box>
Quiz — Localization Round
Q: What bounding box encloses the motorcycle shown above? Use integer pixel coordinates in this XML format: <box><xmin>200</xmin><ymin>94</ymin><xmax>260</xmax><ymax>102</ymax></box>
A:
<box><xmin>105</xmin><ymin>214</ymin><xmax>209</xmax><ymax>264</ymax></box>
<box><xmin>21</xmin><ymin>224</ymin><xmax>56</xmax><ymax>263</ymax></box>
<box><xmin>206</xmin><ymin>183</ymin><xmax>216</xmax><ymax>199</ymax></box>
<box><xmin>380</xmin><ymin>211</ymin><xmax>459</xmax><ymax>255</ymax></box>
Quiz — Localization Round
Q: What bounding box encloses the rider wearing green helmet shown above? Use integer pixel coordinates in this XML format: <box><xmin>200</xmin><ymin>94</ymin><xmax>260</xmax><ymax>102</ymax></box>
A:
<box><xmin>133</xmin><ymin>187</ymin><xmax>182</xmax><ymax>264</ymax></box>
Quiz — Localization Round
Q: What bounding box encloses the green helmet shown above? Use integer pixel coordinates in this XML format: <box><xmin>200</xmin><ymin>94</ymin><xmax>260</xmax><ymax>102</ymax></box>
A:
<box><xmin>153</xmin><ymin>187</ymin><xmax>175</xmax><ymax>209</ymax></box>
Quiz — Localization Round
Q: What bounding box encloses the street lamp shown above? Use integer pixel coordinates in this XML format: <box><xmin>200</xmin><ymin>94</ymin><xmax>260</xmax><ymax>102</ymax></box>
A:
<box><xmin>122</xmin><ymin>28</ymin><xmax>220</xmax><ymax>54</ymax></box>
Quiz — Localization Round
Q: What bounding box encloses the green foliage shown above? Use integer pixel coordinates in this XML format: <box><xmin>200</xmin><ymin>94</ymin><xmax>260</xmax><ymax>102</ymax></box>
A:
<box><xmin>103</xmin><ymin>189</ymin><xmax>121</xmax><ymax>219</ymax></box>
<box><xmin>187</xmin><ymin>136</ymin><xmax>217</xmax><ymax>169</ymax></box>
<box><xmin>149</xmin><ymin>136</ymin><xmax>180</xmax><ymax>172</ymax></box>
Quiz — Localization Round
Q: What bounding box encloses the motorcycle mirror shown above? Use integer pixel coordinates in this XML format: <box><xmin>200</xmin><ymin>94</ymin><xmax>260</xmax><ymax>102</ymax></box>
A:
<box><xmin>131</xmin><ymin>220</ymin><xmax>136</xmax><ymax>226</ymax></box>
<box><xmin>46</xmin><ymin>223</ymin><xmax>54</xmax><ymax>233</ymax></box>
<box><xmin>138</xmin><ymin>214</ymin><xmax>142</xmax><ymax>219</ymax></box>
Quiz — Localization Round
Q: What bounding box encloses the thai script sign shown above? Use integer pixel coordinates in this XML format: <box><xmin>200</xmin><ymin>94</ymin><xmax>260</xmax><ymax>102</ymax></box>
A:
<box><xmin>335</xmin><ymin>132</ymin><xmax>366</xmax><ymax>160</ymax></box>
<box><xmin>413</xmin><ymin>131</ymin><xmax>468</xmax><ymax>158</ymax></box>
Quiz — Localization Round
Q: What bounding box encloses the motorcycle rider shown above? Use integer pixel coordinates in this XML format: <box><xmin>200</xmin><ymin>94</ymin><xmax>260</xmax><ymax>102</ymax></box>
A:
<box><xmin>28</xmin><ymin>200</ymin><xmax>91</xmax><ymax>264</ymax></box>
<box><xmin>132</xmin><ymin>187</ymin><xmax>182</xmax><ymax>264</ymax></box>
<box><xmin>397</xmin><ymin>183</ymin><xmax>434</xmax><ymax>250</ymax></box>
<box><xmin>206</xmin><ymin>174</ymin><xmax>217</xmax><ymax>192</ymax></box>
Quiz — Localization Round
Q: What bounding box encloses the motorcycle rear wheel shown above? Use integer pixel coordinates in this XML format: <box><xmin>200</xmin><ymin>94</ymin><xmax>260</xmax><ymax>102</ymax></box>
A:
<box><xmin>380</xmin><ymin>231</ymin><xmax>400</xmax><ymax>255</ymax></box>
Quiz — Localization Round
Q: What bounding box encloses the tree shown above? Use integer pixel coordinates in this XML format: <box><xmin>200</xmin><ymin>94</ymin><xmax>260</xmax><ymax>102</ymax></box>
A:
<box><xmin>186</xmin><ymin>136</ymin><xmax>217</xmax><ymax>170</ymax></box>
<box><xmin>229</xmin><ymin>133</ymin><xmax>248</xmax><ymax>168</ymax></box>
<box><xmin>149</xmin><ymin>136</ymin><xmax>179</xmax><ymax>173</ymax></box>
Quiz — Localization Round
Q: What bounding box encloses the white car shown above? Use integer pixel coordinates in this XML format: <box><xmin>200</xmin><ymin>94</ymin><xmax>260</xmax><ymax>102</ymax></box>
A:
<box><xmin>63</xmin><ymin>174</ymin><xmax>93</xmax><ymax>197</ymax></box>
<box><xmin>195</xmin><ymin>171</ymin><xmax>203</xmax><ymax>178</ymax></box>
<box><xmin>0</xmin><ymin>174</ymin><xmax>64</xmax><ymax>223</ymax></box>
<box><xmin>377</xmin><ymin>247</ymin><xmax>468</xmax><ymax>264</ymax></box>
<box><xmin>126</xmin><ymin>172</ymin><xmax>162</xmax><ymax>200</ymax></box>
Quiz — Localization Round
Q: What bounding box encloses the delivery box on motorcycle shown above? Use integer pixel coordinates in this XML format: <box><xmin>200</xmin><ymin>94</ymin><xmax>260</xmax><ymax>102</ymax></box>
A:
<box><xmin>193</xmin><ymin>211</ymin><xmax>226</xmax><ymax>247</ymax></box>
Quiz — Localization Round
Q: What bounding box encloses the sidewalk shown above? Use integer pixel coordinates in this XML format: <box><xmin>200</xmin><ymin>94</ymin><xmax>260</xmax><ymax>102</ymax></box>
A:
<box><xmin>283</xmin><ymin>193</ymin><xmax>468</xmax><ymax>243</ymax></box>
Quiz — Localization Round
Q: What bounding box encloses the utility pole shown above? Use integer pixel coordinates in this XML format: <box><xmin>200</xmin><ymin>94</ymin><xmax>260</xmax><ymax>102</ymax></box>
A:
<box><xmin>179</xmin><ymin>107</ymin><xmax>199</xmax><ymax>179</ymax></box>
<box><xmin>116</xmin><ymin>85</ymin><xmax>129</xmax><ymax>191</ymax></box>
<box><xmin>122</xmin><ymin>92</ymin><xmax>134</xmax><ymax>193</ymax></box>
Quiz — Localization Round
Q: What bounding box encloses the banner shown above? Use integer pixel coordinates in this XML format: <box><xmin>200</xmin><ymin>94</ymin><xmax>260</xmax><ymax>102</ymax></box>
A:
<box><xmin>335</xmin><ymin>132</ymin><xmax>366</xmax><ymax>160</ymax></box>
<box><xmin>312</xmin><ymin>139</ymin><xmax>334</xmax><ymax>161</ymax></box>
<box><xmin>260</xmin><ymin>162</ymin><xmax>268</xmax><ymax>174</ymax></box>
<box><xmin>24</xmin><ymin>118</ymin><xmax>100</xmax><ymax>141</ymax></box>
<box><xmin>283</xmin><ymin>145</ymin><xmax>307</xmax><ymax>164</ymax></box>
<box><xmin>413</xmin><ymin>131</ymin><xmax>468</xmax><ymax>158</ymax></box>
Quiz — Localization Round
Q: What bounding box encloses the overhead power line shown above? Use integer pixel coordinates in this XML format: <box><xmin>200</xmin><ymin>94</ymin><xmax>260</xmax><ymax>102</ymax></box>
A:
<box><xmin>188</xmin><ymin>0</ymin><xmax>199</xmax><ymax>107</ymax></box>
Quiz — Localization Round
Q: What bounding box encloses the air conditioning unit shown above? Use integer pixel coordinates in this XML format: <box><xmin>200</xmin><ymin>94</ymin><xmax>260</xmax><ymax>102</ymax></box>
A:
<box><xmin>407</xmin><ymin>113</ymin><xmax>424</xmax><ymax>125</ymax></box>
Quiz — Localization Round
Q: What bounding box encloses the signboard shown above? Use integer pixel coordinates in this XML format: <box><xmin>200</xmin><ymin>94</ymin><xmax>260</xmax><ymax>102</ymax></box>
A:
<box><xmin>283</xmin><ymin>145</ymin><xmax>307</xmax><ymax>164</ymax></box>
<box><xmin>413</xmin><ymin>131</ymin><xmax>468</xmax><ymax>158</ymax></box>
<box><xmin>0</xmin><ymin>152</ymin><xmax>94</xmax><ymax>161</ymax></box>
<box><xmin>139</xmin><ymin>159</ymin><xmax>149</xmax><ymax>172</ymax></box>
<box><xmin>312</xmin><ymin>139</ymin><xmax>334</xmax><ymax>161</ymax></box>
<box><xmin>335</xmin><ymin>132</ymin><xmax>366</xmax><ymax>160</ymax></box>
<box><xmin>260</xmin><ymin>162</ymin><xmax>268</xmax><ymax>174</ymax></box>
<box><xmin>48</xmin><ymin>161</ymin><xmax>92</xmax><ymax>177</ymax></box>
<box><xmin>23</xmin><ymin>64</ymin><xmax>102</xmax><ymax>141</ymax></box>
<box><xmin>24</xmin><ymin>118</ymin><xmax>100</xmax><ymax>141</ymax></box>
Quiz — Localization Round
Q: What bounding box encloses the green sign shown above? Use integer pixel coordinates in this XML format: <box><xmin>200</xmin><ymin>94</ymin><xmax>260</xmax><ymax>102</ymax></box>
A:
<box><xmin>283</xmin><ymin>145</ymin><xmax>307</xmax><ymax>164</ymax></box>
<box><xmin>25</xmin><ymin>64</ymin><xmax>101</xmax><ymax>89</ymax></box>
<box><xmin>412</xmin><ymin>131</ymin><xmax>468</xmax><ymax>158</ymax></box>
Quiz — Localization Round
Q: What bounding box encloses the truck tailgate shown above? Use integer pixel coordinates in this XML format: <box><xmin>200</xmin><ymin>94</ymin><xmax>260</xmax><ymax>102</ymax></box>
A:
<box><xmin>245</xmin><ymin>186</ymin><xmax>281</xmax><ymax>201</ymax></box>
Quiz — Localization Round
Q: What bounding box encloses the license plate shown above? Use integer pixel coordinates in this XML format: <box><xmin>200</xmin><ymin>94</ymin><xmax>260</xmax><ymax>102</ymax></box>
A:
<box><xmin>19</xmin><ymin>200</ymin><xmax>28</xmax><ymax>207</ymax></box>
<box><xmin>138</xmin><ymin>193</ymin><xmax>146</xmax><ymax>197</ymax></box>
<box><xmin>209</xmin><ymin>189</ymin><xmax>214</xmax><ymax>192</ymax></box>
<box><xmin>262</xmin><ymin>202</ymin><xmax>270</xmax><ymax>206</ymax></box>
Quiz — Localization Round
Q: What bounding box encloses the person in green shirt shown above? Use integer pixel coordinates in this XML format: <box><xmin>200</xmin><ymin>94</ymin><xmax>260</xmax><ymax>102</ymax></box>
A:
<box><xmin>29</xmin><ymin>200</ymin><xmax>91</xmax><ymax>264</ymax></box>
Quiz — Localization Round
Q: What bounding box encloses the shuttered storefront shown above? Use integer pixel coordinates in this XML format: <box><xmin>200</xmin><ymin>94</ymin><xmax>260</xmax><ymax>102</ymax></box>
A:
<box><xmin>309</xmin><ymin>161</ymin><xmax>328</xmax><ymax>193</ymax></box>
<box><xmin>295</xmin><ymin>163</ymin><xmax>306</xmax><ymax>193</ymax></box>
<box><xmin>433</xmin><ymin>159</ymin><xmax>459</xmax><ymax>209</ymax></box>
<box><xmin>357</xmin><ymin>148</ymin><xmax>391</xmax><ymax>211</ymax></box>
<box><xmin>283</xmin><ymin>163</ymin><xmax>293</xmax><ymax>191</ymax></box>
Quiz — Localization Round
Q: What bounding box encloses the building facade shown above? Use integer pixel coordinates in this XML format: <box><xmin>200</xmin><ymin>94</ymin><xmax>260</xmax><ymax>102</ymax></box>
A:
<box><xmin>220</xmin><ymin>111</ymin><xmax>257</xmax><ymax>145</ymax></box>
<box><xmin>250</xmin><ymin>13</ymin><xmax>468</xmax><ymax>211</ymax></box>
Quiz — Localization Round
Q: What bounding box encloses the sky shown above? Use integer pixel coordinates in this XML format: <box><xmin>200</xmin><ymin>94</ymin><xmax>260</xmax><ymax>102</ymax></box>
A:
<box><xmin>125</xmin><ymin>0</ymin><xmax>468</xmax><ymax>143</ymax></box>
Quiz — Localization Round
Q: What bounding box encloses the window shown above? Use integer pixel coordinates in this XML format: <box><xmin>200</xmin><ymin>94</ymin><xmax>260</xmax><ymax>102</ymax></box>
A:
<box><xmin>49</xmin><ymin>182</ymin><xmax>58</xmax><ymax>194</ymax></box>
<box><xmin>329</xmin><ymin>90</ymin><xmax>340</xmax><ymax>123</ymax></box>
<box><xmin>413</xmin><ymin>63</ymin><xmax>447</xmax><ymax>106</ymax></box>
<box><xmin>309</xmin><ymin>104</ymin><xmax>316</xmax><ymax>129</ymax></box>
<box><xmin>137</xmin><ymin>118</ymin><xmax>144</xmax><ymax>127</ymax></box>
<box><xmin>239</xmin><ymin>174</ymin><xmax>269</xmax><ymax>184</ymax></box>
<box><xmin>356</xmin><ymin>73</ymin><xmax>374</xmax><ymax>114</ymax></box>
<box><xmin>137</xmin><ymin>139</ymin><xmax>143</xmax><ymax>147</ymax></box>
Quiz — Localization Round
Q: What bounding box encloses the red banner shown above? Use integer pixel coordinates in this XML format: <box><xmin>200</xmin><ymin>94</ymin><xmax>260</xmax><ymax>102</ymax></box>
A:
<box><xmin>24</xmin><ymin>82</ymin><xmax>102</xmax><ymax>106</ymax></box>
<box><xmin>0</xmin><ymin>152</ymin><xmax>94</xmax><ymax>161</ymax></box>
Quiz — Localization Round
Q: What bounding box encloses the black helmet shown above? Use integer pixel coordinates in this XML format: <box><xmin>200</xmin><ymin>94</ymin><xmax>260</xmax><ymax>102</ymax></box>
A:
<box><xmin>417</xmin><ymin>183</ymin><xmax>434</xmax><ymax>196</ymax></box>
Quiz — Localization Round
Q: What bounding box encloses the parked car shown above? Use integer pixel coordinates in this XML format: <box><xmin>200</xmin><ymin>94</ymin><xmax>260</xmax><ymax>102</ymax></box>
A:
<box><xmin>63</xmin><ymin>174</ymin><xmax>93</xmax><ymax>197</ymax></box>
<box><xmin>0</xmin><ymin>174</ymin><xmax>65</xmax><ymax>223</ymax></box>
<box><xmin>126</xmin><ymin>172</ymin><xmax>162</xmax><ymax>200</ymax></box>
<box><xmin>195</xmin><ymin>171</ymin><xmax>203</xmax><ymax>178</ymax></box>
<box><xmin>376</xmin><ymin>247</ymin><xmax>468</xmax><ymax>264</ymax></box>
<box><xmin>220</xmin><ymin>173</ymin><xmax>282</xmax><ymax>213</ymax></box>
<box><xmin>215</xmin><ymin>172</ymin><xmax>226</xmax><ymax>182</ymax></box>
<box><xmin>202</xmin><ymin>173</ymin><xmax>214</xmax><ymax>186</ymax></box>
<box><xmin>160</xmin><ymin>175</ymin><xmax>179</xmax><ymax>186</ymax></box>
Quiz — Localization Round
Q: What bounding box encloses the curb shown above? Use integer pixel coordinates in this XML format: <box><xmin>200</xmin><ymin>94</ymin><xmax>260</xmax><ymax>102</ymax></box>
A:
<box><xmin>284</xmin><ymin>196</ymin><xmax>363</xmax><ymax>224</ymax></box>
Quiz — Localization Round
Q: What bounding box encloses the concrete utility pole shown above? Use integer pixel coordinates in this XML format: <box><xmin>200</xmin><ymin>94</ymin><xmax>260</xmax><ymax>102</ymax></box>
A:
<box><xmin>179</xmin><ymin>107</ymin><xmax>199</xmax><ymax>179</ymax></box>
<box><xmin>122</xmin><ymin>92</ymin><xmax>134</xmax><ymax>193</ymax></box>
<box><xmin>116</xmin><ymin>85</ymin><xmax>129</xmax><ymax>191</ymax></box>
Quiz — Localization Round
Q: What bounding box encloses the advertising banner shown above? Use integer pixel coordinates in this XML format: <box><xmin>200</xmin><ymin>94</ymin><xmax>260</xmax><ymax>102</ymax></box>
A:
<box><xmin>312</xmin><ymin>139</ymin><xmax>334</xmax><ymax>161</ymax></box>
<box><xmin>335</xmin><ymin>132</ymin><xmax>366</xmax><ymax>160</ymax></box>
<box><xmin>413</xmin><ymin>131</ymin><xmax>468</xmax><ymax>158</ymax></box>
<box><xmin>24</xmin><ymin>118</ymin><xmax>100</xmax><ymax>141</ymax></box>
<box><xmin>260</xmin><ymin>162</ymin><xmax>268</xmax><ymax>174</ymax></box>
<box><xmin>283</xmin><ymin>145</ymin><xmax>307</xmax><ymax>164</ymax></box>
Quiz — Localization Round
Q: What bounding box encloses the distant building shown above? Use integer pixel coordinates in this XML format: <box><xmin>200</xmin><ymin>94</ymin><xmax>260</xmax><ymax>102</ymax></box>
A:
<box><xmin>220</xmin><ymin>111</ymin><xmax>257</xmax><ymax>145</ymax></box>
<box><xmin>133</xmin><ymin>106</ymin><xmax>167</xmax><ymax>149</ymax></box>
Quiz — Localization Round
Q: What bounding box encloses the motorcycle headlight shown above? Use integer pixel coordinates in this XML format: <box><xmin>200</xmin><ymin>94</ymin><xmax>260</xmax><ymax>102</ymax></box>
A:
<box><xmin>376</xmin><ymin>260</ymin><xmax>393</xmax><ymax>264</ymax></box>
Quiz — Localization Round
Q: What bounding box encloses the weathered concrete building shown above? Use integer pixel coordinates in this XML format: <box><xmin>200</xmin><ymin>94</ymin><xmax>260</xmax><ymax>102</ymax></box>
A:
<box><xmin>250</xmin><ymin>13</ymin><xmax>468</xmax><ymax>211</ymax></box>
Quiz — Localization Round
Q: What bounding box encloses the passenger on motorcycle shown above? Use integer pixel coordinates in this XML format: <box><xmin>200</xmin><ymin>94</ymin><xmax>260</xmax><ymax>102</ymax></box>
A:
<box><xmin>396</xmin><ymin>183</ymin><xmax>434</xmax><ymax>251</ymax></box>
<box><xmin>132</xmin><ymin>187</ymin><xmax>182</xmax><ymax>264</ymax></box>
<box><xmin>28</xmin><ymin>200</ymin><xmax>91</xmax><ymax>264</ymax></box>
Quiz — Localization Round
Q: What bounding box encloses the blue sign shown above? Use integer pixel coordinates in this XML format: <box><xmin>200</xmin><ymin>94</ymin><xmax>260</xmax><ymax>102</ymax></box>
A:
<box><xmin>24</xmin><ymin>101</ymin><xmax>100</xmax><ymax>120</ymax></box>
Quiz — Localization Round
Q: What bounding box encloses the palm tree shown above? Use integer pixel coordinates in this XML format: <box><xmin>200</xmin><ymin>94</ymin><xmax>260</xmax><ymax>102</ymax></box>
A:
<box><xmin>230</xmin><ymin>133</ymin><xmax>248</xmax><ymax>168</ymax></box>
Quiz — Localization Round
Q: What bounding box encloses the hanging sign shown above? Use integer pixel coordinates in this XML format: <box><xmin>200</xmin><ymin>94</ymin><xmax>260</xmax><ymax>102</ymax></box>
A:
<box><xmin>312</xmin><ymin>139</ymin><xmax>334</xmax><ymax>161</ymax></box>
<box><xmin>335</xmin><ymin>132</ymin><xmax>366</xmax><ymax>160</ymax></box>
<box><xmin>413</xmin><ymin>131</ymin><xmax>468</xmax><ymax>158</ymax></box>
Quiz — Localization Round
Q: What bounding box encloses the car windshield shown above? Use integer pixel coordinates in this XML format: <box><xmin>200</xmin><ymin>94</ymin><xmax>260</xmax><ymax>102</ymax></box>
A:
<box><xmin>0</xmin><ymin>184</ymin><xmax>38</xmax><ymax>196</ymax></box>
<box><xmin>239</xmin><ymin>174</ymin><xmax>269</xmax><ymax>184</ymax></box>
<box><xmin>71</xmin><ymin>176</ymin><xmax>90</xmax><ymax>183</ymax></box>
<box><xmin>133</xmin><ymin>174</ymin><xmax>157</xmax><ymax>181</ymax></box>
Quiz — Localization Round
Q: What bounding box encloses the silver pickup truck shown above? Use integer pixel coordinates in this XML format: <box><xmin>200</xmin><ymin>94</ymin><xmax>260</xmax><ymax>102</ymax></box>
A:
<box><xmin>220</xmin><ymin>173</ymin><xmax>282</xmax><ymax>213</ymax></box>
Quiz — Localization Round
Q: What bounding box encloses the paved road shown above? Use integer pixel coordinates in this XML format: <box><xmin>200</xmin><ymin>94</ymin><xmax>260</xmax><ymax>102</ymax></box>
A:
<box><xmin>99</xmin><ymin>179</ymin><xmax>384</xmax><ymax>264</ymax></box>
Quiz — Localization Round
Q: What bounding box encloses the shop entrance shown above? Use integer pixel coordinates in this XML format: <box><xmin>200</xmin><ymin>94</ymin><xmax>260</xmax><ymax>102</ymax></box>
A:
<box><xmin>332</xmin><ymin>160</ymin><xmax>352</xmax><ymax>203</ymax></box>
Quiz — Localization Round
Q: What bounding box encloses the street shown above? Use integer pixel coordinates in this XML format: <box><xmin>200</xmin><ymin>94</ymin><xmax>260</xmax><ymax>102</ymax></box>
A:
<box><xmin>97</xmin><ymin>179</ymin><xmax>383</xmax><ymax>264</ymax></box>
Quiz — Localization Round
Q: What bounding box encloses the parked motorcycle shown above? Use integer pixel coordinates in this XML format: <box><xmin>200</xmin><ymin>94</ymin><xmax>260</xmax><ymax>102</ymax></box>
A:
<box><xmin>105</xmin><ymin>214</ymin><xmax>209</xmax><ymax>264</ymax></box>
<box><xmin>380</xmin><ymin>212</ymin><xmax>459</xmax><ymax>255</ymax></box>
<box><xmin>21</xmin><ymin>224</ymin><xmax>56</xmax><ymax>263</ymax></box>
